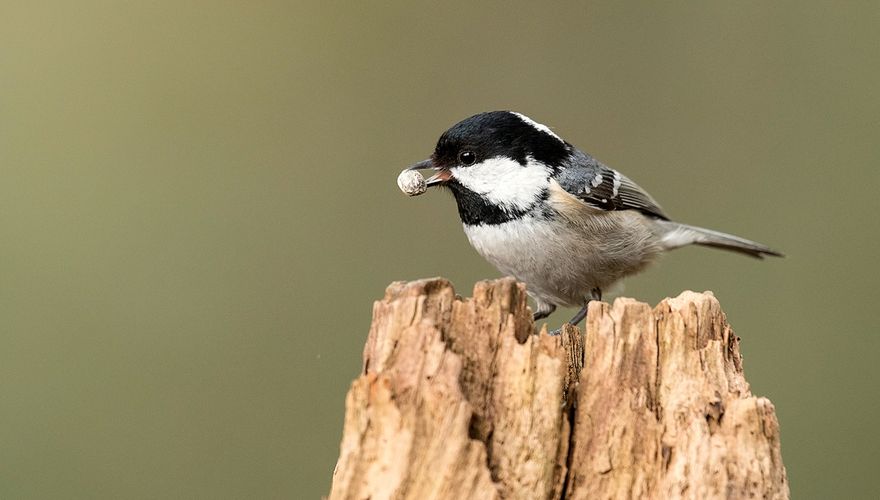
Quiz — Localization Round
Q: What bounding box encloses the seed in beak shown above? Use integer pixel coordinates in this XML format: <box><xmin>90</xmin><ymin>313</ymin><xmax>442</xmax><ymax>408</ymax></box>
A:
<box><xmin>397</xmin><ymin>169</ymin><xmax>427</xmax><ymax>196</ymax></box>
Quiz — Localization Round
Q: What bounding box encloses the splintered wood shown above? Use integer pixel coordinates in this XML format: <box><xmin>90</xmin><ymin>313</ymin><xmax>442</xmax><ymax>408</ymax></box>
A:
<box><xmin>329</xmin><ymin>278</ymin><xmax>788</xmax><ymax>500</ymax></box>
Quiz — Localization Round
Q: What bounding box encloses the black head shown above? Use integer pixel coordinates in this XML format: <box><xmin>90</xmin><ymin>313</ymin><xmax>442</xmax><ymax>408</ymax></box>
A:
<box><xmin>404</xmin><ymin>111</ymin><xmax>571</xmax><ymax>225</ymax></box>
<box><xmin>431</xmin><ymin>111</ymin><xmax>570</xmax><ymax>169</ymax></box>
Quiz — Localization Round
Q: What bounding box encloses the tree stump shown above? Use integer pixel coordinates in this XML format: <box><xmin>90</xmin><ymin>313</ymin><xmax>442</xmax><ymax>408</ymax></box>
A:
<box><xmin>329</xmin><ymin>278</ymin><xmax>788</xmax><ymax>500</ymax></box>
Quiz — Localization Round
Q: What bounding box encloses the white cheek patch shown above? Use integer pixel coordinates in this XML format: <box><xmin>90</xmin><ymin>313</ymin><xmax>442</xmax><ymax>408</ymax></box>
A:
<box><xmin>511</xmin><ymin>112</ymin><xmax>564</xmax><ymax>143</ymax></box>
<box><xmin>451</xmin><ymin>156</ymin><xmax>551</xmax><ymax>212</ymax></box>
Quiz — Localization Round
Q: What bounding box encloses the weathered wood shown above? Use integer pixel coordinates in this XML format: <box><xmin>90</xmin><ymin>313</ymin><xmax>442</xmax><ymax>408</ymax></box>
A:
<box><xmin>329</xmin><ymin>278</ymin><xmax>788</xmax><ymax>500</ymax></box>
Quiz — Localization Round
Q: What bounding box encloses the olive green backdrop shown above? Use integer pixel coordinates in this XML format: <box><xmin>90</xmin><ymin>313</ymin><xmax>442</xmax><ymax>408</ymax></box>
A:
<box><xmin>2</xmin><ymin>1</ymin><xmax>878</xmax><ymax>498</ymax></box>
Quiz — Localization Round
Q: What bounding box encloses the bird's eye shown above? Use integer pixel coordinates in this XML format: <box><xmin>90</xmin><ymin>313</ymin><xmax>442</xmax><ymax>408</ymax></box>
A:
<box><xmin>458</xmin><ymin>151</ymin><xmax>477</xmax><ymax>166</ymax></box>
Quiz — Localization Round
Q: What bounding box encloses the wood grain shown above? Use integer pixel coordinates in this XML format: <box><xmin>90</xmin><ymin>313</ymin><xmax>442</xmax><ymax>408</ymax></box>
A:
<box><xmin>329</xmin><ymin>278</ymin><xmax>788</xmax><ymax>500</ymax></box>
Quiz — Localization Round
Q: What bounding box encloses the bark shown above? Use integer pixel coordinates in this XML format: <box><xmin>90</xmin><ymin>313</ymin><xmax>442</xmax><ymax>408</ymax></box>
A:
<box><xmin>329</xmin><ymin>278</ymin><xmax>788</xmax><ymax>500</ymax></box>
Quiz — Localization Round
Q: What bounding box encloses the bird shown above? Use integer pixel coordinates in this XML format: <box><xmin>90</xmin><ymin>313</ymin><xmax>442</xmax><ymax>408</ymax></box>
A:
<box><xmin>403</xmin><ymin>111</ymin><xmax>782</xmax><ymax>331</ymax></box>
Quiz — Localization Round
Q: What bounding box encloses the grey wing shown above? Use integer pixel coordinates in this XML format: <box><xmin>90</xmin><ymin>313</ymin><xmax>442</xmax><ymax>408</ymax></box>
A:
<box><xmin>554</xmin><ymin>150</ymin><xmax>669</xmax><ymax>220</ymax></box>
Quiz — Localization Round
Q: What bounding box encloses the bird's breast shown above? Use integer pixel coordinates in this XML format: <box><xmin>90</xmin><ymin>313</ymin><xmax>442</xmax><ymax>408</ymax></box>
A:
<box><xmin>462</xmin><ymin>214</ymin><xmax>575</xmax><ymax>300</ymax></box>
<box><xmin>461</xmin><ymin>207</ymin><xmax>664</xmax><ymax>307</ymax></box>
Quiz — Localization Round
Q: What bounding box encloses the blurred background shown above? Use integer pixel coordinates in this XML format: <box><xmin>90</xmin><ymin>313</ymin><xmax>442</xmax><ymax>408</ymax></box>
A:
<box><xmin>2</xmin><ymin>1</ymin><xmax>878</xmax><ymax>498</ymax></box>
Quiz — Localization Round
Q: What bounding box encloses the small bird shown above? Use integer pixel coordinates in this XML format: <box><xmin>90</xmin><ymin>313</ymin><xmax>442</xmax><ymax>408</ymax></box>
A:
<box><xmin>403</xmin><ymin>111</ymin><xmax>782</xmax><ymax>330</ymax></box>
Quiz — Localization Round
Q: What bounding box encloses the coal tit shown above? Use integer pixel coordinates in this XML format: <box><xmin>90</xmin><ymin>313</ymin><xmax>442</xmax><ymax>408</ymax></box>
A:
<box><xmin>404</xmin><ymin>111</ymin><xmax>782</xmax><ymax>330</ymax></box>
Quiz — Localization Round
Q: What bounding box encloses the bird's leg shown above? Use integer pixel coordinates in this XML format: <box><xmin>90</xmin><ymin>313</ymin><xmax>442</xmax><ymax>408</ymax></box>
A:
<box><xmin>532</xmin><ymin>303</ymin><xmax>557</xmax><ymax>336</ymax></box>
<box><xmin>566</xmin><ymin>288</ymin><xmax>602</xmax><ymax>326</ymax></box>
<box><xmin>565</xmin><ymin>304</ymin><xmax>590</xmax><ymax>328</ymax></box>
<box><xmin>549</xmin><ymin>288</ymin><xmax>602</xmax><ymax>336</ymax></box>
<box><xmin>533</xmin><ymin>303</ymin><xmax>556</xmax><ymax>322</ymax></box>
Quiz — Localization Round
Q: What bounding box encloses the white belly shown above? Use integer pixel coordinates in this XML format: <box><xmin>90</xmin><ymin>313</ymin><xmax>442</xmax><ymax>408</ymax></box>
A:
<box><xmin>462</xmin><ymin>213</ymin><xmax>661</xmax><ymax>307</ymax></box>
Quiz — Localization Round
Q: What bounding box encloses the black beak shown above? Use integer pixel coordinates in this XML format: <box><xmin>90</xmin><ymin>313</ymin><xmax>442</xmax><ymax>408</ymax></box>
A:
<box><xmin>406</xmin><ymin>158</ymin><xmax>451</xmax><ymax>187</ymax></box>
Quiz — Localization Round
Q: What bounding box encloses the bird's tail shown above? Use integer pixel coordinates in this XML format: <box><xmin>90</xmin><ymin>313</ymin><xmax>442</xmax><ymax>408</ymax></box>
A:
<box><xmin>656</xmin><ymin>221</ymin><xmax>784</xmax><ymax>259</ymax></box>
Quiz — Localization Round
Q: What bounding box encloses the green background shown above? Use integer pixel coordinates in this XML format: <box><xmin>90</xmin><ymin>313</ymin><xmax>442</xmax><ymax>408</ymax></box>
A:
<box><xmin>2</xmin><ymin>1</ymin><xmax>878</xmax><ymax>498</ymax></box>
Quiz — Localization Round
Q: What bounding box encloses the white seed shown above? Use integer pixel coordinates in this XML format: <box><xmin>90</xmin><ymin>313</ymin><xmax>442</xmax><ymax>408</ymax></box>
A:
<box><xmin>397</xmin><ymin>169</ymin><xmax>427</xmax><ymax>196</ymax></box>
